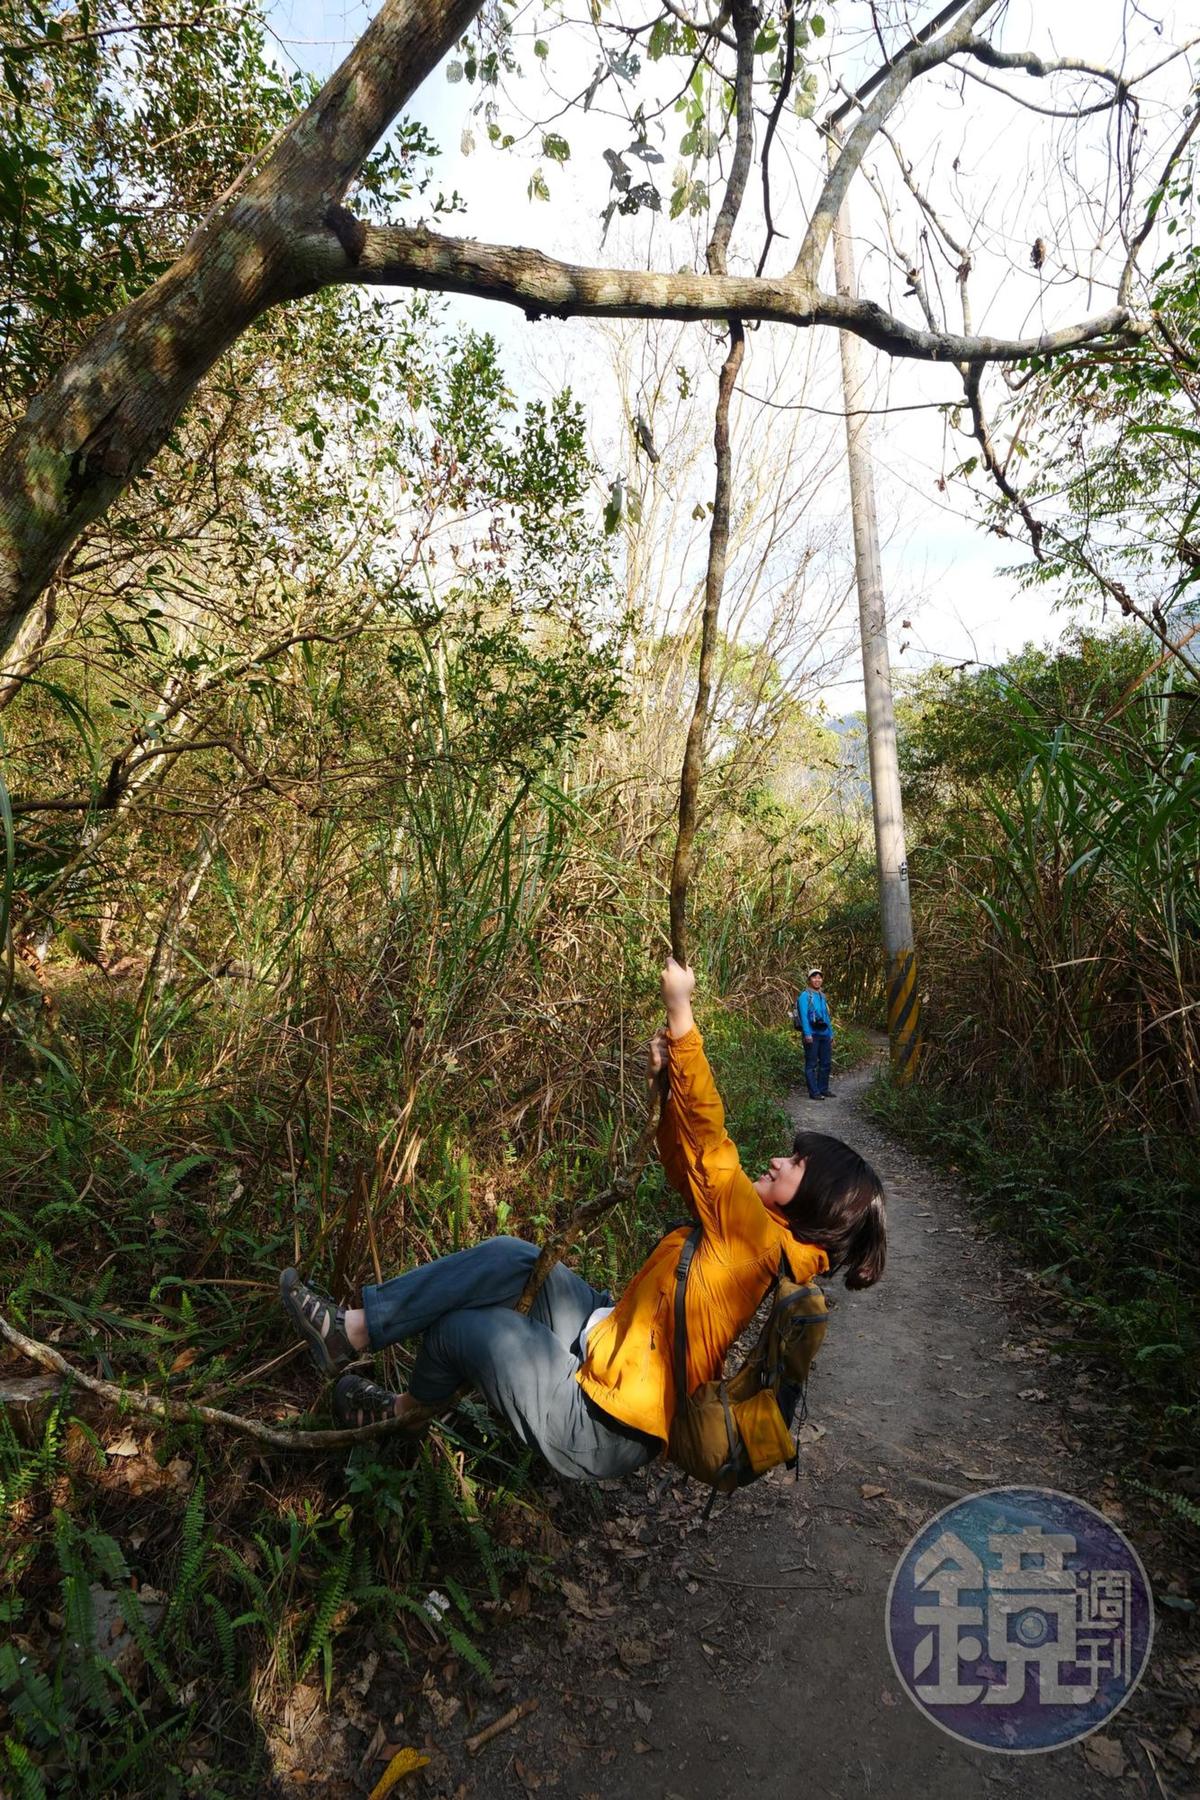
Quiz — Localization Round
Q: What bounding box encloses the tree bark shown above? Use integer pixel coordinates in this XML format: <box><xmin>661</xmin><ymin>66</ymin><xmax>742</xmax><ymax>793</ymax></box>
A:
<box><xmin>0</xmin><ymin>0</ymin><xmax>484</xmax><ymax>659</ymax></box>
<box><xmin>830</xmin><ymin>159</ymin><xmax>922</xmax><ymax>1084</ymax></box>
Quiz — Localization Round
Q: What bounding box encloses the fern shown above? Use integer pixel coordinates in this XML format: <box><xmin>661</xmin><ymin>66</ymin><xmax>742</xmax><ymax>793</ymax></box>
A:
<box><xmin>3</xmin><ymin>1734</ymin><xmax>48</xmax><ymax>1800</ymax></box>
<box><xmin>116</xmin><ymin>1585</ymin><xmax>174</xmax><ymax>1699</ymax></box>
<box><xmin>439</xmin><ymin>1613</ymin><xmax>492</xmax><ymax>1683</ymax></box>
<box><xmin>1128</xmin><ymin>1477</ymin><xmax>1200</xmax><ymax>1530</ymax></box>
<box><xmin>0</xmin><ymin>1645</ymin><xmax>61</xmax><ymax>1747</ymax></box>
<box><xmin>55</xmin><ymin>1512</ymin><xmax>110</xmax><ymax>1720</ymax></box>
<box><xmin>87</xmin><ymin>1530</ymin><xmax>129</xmax><ymax>1584</ymax></box>
<box><xmin>203</xmin><ymin>1593</ymin><xmax>237</xmax><ymax>1686</ymax></box>
<box><xmin>390</xmin><ymin>1591</ymin><xmax>493</xmax><ymax>1683</ymax></box>
<box><xmin>443</xmin><ymin>1576</ymin><xmax>481</xmax><ymax>1633</ymax></box>
<box><xmin>297</xmin><ymin>1534</ymin><xmax>353</xmax><ymax>1694</ymax></box>
<box><xmin>166</xmin><ymin>1477</ymin><xmax>207</xmax><ymax>1637</ymax></box>
<box><xmin>216</xmin><ymin>1543</ymin><xmax>270</xmax><ymax>1623</ymax></box>
<box><xmin>467</xmin><ymin>1521</ymin><xmax>502</xmax><ymax>1603</ymax></box>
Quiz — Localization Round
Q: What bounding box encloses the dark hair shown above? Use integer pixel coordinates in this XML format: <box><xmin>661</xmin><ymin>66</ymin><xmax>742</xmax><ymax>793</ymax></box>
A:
<box><xmin>778</xmin><ymin>1130</ymin><xmax>887</xmax><ymax>1290</ymax></box>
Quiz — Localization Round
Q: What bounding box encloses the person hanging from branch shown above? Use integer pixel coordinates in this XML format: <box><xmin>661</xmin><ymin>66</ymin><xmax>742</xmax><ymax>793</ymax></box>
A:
<box><xmin>279</xmin><ymin>957</ymin><xmax>888</xmax><ymax>1482</ymax></box>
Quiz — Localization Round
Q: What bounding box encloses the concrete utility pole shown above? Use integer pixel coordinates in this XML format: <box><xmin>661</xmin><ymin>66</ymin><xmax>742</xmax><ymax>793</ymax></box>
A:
<box><xmin>829</xmin><ymin>169</ymin><xmax>922</xmax><ymax>1084</ymax></box>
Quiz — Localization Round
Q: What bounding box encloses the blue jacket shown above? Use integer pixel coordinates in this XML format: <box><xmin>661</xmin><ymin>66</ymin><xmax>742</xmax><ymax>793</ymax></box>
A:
<box><xmin>796</xmin><ymin>987</ymin><xmax>833</xmax><ymax>1037</ymax></box>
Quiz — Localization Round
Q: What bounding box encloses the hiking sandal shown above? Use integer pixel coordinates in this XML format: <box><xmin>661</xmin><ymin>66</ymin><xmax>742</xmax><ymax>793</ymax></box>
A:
<box><xmin>279</xmin><ymin>1268</ymin><xmax>357</xmax><ymax>1376</ymax></box>
<box><xmin>332</xmin><ymin>1373</ymin><xmax>433</xmax><ymax>1434</ymax></box>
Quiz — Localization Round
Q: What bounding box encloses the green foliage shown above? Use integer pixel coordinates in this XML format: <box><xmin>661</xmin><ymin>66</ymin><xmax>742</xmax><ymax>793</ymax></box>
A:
<box><xmin>868</xmin><ymin>1037</ymin><xmax>1200</xmax><ymax>1448</ymax></box>
<box><xmin>1127</xmin><ymin>1479</ymin><xmax>1200</xmax><ymax>1532</ymax></box>
<box><xmin>166</xmin><ymin>1480</ymin><xmax>207</xmax><ymax>1639</ymax></box>
<box><xmin>0</xmin><ymin>0</ymin><xmax>435</xmax><ymax>405</ymax></box>
<box><xmin>869</xmin><ymin>629</ymin><xmax>1200</xmax><ymax>1452</ymax></box>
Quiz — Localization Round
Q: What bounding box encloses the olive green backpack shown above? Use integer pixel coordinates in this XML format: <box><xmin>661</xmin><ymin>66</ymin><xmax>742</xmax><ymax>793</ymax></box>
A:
<box><xmin>666</xmin><ymin>1224</ymin><xmax>830</xmax><ymax>1499</ymax></box>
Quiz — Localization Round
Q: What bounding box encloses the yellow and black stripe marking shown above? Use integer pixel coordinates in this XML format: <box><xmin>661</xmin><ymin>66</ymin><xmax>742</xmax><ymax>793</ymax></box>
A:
<box><xmin>887</xmin><ymin>949</ymin><xmax>921</xmax><ymax>1086</ymax></box>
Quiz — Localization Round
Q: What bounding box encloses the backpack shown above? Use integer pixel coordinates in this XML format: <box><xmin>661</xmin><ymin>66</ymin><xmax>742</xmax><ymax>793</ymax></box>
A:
<box><xmin>665</xmin><ymin>1225</ymin><xmax>830</xmax><ymax>1497</ymax></box>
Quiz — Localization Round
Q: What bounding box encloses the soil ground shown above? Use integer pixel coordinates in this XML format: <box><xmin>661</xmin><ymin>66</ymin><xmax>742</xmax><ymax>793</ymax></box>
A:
<box><xmin>339</xmin><ymin>1046</ymin><xmax>1198</xmax><ymax>1800</ymax></box>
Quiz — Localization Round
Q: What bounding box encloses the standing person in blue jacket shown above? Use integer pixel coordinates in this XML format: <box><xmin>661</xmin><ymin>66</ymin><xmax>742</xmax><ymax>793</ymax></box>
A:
<box><xmin>795</xmin><ymin>965</ymin><xmax>835</xmax><ymax>1100</ymax></box>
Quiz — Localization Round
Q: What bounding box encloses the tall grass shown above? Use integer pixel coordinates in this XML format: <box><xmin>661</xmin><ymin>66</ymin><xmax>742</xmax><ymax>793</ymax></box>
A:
<box><xmin>867</xmin><ymin>656</ymin><xmax>1200</xmax><ymax>1453</ymax></box>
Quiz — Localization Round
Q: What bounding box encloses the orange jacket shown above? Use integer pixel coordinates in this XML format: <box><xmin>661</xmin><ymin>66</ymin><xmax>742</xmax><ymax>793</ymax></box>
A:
<box><xmin>576</xmin><ymin>1024</ymin><xmax>828</xmax><ymax>1442</ymax></box>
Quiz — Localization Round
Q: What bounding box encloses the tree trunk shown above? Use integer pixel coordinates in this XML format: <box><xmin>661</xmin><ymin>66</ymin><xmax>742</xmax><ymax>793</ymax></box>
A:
<box><xmin>830</xmin><ymin>172</ymin><xmax>922</xmax><ymax>1085</ymax></box>
<box><xmin>0</xmin><ymin>0</ymin><xmax>484</xmax><ymax>659</ymax></box>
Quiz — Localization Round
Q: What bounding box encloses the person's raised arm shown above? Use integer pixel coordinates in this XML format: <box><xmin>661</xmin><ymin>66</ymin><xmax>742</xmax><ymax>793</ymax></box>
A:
<box><xmin>648</xmin><ymin>1026</ymin><xmax>689</xmax><ymax>1201</ymax></box>
<box><xmin>658</xmin><ymin>958</ymin><xmax>729</xmax><ymax>1162</ymax></box>
<box><xmin>661</xmin><ymin>956</ymin><xmax>695</xmax><ymax>1041</ymax></box>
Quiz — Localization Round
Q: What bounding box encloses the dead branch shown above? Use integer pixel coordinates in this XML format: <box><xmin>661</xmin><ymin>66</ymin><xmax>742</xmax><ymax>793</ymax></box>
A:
<box><xmin>0</xmin><ymin>1309</ymin><xmax>438</xmax><ymax>1451</ymax></box>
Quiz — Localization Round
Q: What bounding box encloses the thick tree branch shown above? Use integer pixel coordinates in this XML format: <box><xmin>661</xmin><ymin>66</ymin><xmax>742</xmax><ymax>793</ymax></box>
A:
<box><xmin>0</xmin><ymin>0</ymin><xmax>486</xmax><ymax>658</ymax></box>
<box><xmin>330</xmin><ymin>226</ymin><xmax>1140</xmax><ymax>362</ymax></box>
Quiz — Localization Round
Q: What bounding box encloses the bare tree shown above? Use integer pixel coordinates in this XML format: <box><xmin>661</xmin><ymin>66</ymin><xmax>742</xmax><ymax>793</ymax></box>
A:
<box><xmin>3</xmin><ymin>0</ymin><xmax>1175</xmax><ymax>672</ymax></box>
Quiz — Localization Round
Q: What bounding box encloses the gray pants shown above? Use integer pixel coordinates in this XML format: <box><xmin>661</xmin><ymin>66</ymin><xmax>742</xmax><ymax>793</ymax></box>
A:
<box><xmin>361</xmin><ymin>1236</ymin><xmax>661</xmax><ymax>1482</ymax></box>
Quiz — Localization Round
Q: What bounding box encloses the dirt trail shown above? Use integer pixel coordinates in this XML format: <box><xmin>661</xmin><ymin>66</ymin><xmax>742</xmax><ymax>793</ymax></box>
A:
<box><xmin>396</xmin><ymin>1049</ymin><xmax>1173</xmax><ymax>1800</ymax></box>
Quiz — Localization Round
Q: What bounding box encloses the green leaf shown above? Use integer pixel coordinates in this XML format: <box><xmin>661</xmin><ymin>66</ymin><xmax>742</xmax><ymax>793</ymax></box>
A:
<box><xmin>648</xmin><ymin>17</ymin><xmax>673</xmax><ymax>60</ymax></box>
<box><xmin>534</xmin><ymin>37</ymin><xmax>549</xmax><ymax>59</ymax></box>
<box><xmin>542</xmin><ymin>132</ymin><xmax>570</xmax><ymax>164</ymax></box>
<box><xmin>603</xmin><ymin>478</ymin><xmax>624</xmax><ymax>534</ymax></box>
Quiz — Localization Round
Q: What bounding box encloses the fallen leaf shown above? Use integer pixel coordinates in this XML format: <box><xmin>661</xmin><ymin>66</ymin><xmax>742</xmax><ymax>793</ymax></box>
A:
<box><xmin>1082</xmin><ymin>1736</ymin><xmax>1127</xmax><ymax>1779</ymax></box>
<box><xmin>106</xmin><ymin>1431</ymin><xmax>139</xmax><ymax>1458</ymax></box>
<box><xmin>633</xmin><ymin>1699</ymin><xmax>653</xmax><ymax>1726</ymax></box>
<box><xmin>1018</xmin><ymin>1388</ymin><xmax>1048</xmax><ymax>1402</ymax></box>
<box><xmin>170</xmin><ymin>1347</ymin><xmax>199</xmax><ymax>1374</ymax></box>
<box><xmin>633</xmin><ymin>1738</ymin><xmax>653</xmax><ymax>1754</ymax></box>
<box><xmin>367</xmin><ymin>1748</ymin><xmax>430</xmax><ymax>1799</ymax></box>
<box><xmin>860</xmin><ymin>1484</ymin><xmax>886</xmax><ymax>1500</ymax></box>
<box><xmin>560</xmin><ymin>1578</ymin><xmax>600</xmax><ymax>1619</ymax></box>
<box><xmin>617</xmin><ymin>1638</ymin><xmax>655</xmax><ymax>1672</ymax></box>
<box><xmin>1167</xmin><ymin>1725</ymin><xmax>1193</xmax><ymax>1760</ymax></box>
<box><xmin>359</xmin><ymin>1722</ymin><xmax>390</xmax><ymax>1771</ymax></box>
<box><xmin>430</xmin><ymin>1691</ymin><xmax>461</xmax><ymax>1727</ymax></box>
<box><xmin>350</xmin><ymin>1652</ymin><xmax>380</xmax><ymax>1698</ymax></box>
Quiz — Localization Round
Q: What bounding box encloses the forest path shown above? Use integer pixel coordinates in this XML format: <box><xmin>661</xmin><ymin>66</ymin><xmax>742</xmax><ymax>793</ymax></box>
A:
<box><xmin>403</xmin><ymin>1047</ymin><xmax>1159</xmax><ymax>1800</ymax></box>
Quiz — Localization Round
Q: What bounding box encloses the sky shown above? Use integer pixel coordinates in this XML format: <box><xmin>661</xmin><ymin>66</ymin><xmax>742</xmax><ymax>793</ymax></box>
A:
<box><xmin>263</xmin><ymin>0</ymin><xmax>1195</xmax><ymax>709</ymax></box>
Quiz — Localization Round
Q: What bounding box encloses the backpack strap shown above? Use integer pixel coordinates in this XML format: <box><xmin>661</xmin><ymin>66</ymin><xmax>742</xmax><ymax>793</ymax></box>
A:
<box><xmin>672</xmin><ymin>1224</ymin><xmax>702</xmax><ymax>1420</ymax></box>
